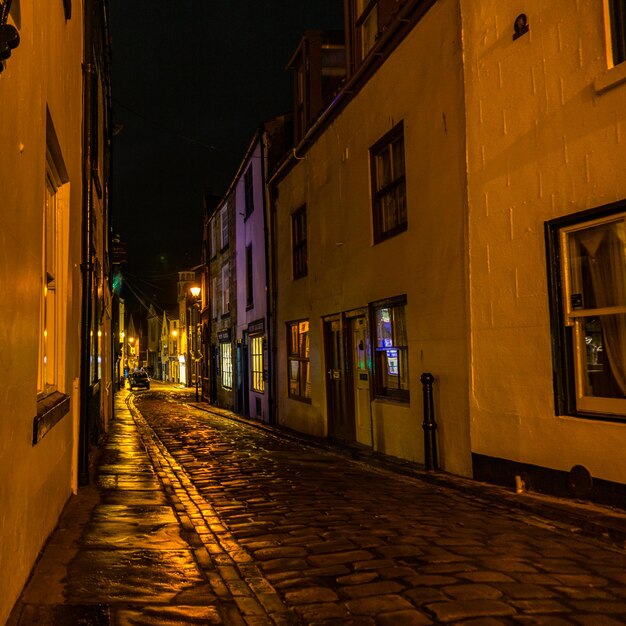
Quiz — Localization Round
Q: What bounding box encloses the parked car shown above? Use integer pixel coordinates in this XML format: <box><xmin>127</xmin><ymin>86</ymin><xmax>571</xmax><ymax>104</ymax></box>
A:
<box><xmin>129</xmin><ymin>371</ymin><xmax>150</xmax><ymax>390</ymax></box>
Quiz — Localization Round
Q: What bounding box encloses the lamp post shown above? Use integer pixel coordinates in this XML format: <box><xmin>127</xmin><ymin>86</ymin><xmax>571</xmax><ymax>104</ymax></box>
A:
<box><xmin>120</xmin><ymin>330</ymin><xmax>125</xmax><ymax>389</ymax></box>
<box><xmin>128</xmin><ymin>336</ymin><xmax>135</xmax><ymax>373</ymax></box>
<box><xmin>190</xmin><ymin>286</ymin><xmax>201</xmax><ymax>402</ymax></box>
<box><xmin>171</xmin><ymin>329</ymin><xmax>178</xmax><ymax>383</ymax></box>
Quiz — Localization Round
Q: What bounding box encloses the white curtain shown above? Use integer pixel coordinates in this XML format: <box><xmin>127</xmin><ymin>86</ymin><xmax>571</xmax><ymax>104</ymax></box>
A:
<box><xmin>578</xmin><ymin>223</ymin><xmax>626</xmax><ymax>396</ymax></box>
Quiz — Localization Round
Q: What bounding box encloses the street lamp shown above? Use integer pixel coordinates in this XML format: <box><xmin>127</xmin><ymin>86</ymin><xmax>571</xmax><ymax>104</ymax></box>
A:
<box><xmin>120</xmin><ymin>330</ymin><xmax>125</xmax><ymax>388</ymax></box>
<box><xmin>170</xmin><ymin>329</ymin><xmax>178</xmax><ymax>383</ymax></box>
<box><xmin>189</xmin><ymin>286</ymin><xmax>202</xmax><ymax>401</ymax></box>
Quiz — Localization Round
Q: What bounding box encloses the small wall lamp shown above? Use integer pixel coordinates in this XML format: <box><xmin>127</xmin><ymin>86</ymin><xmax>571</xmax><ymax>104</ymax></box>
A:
<box><xmin>513</xmin><ymin>14</ymin><xmax>529</xmax><ymax>41</ymax></box>
<box><xmin>0</xmin><ymin>0</ymin><xmax>19</xmax><ymax>73</ymax></box>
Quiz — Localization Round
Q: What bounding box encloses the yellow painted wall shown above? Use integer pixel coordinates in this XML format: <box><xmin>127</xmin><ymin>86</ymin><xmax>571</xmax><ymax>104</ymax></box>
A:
<box><xmin>462</xmin><ymin>1</ymin><xmax>626</xmax><ymax>482</ymax></box>
<box><xmin>274</xmin><ymin>0</ymin><xmax>472</xmax><ymax>476</ymax></box>
<box><xmin>0</xmin><ymin>2</ymin><xmax>85</xmax><ymax>622</ymax></box>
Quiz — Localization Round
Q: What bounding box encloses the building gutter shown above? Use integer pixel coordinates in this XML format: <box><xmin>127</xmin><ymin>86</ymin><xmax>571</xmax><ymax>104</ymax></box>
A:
<box><xmin>260</xmin><ymin>131</ymin><xmax>275</xmax><ymax>424</ymax></box>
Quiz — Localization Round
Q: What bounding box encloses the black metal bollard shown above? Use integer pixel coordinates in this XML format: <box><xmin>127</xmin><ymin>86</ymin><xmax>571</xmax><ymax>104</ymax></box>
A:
<box><xmin>421</xmin><ymin>372</ymin><xmax>439</xmax><ymax>471</ymax></box>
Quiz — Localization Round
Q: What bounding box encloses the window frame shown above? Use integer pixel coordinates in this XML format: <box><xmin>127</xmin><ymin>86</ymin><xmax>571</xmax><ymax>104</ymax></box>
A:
<box><xmin>286</xmin><ymin>319</ymin><xmax>311</xmax><ymax>403</ymax></box>
<box><xmin>291</xmin><ymin>205</ymin><xmax>308</xmax><ymax>279</ymax></box>
<box><xmin>370</xmin><ymin>122</ymin><xmax>407</xmax><ymax>244</ymax></box>
<box><xmin>354</xmin><ymin>0</ymin><xmax>378</xmax><ymax>60</ymax></box>
<box><xmin>220</xmin><ymin>341</ymin><xmax>233</xmax><ymax>389</ymax></box>
<box><xmin>221</xmin><ymin>262</ymin><xmax>230</xmax><ymax>316</ymax></box>
<box><xmin>250</xmin><ymin>334</ymin><xmax>265</xmax><ymax>393</ymax></box>
<box><xmin>39</xmin><ymin>168</ymin><xmax>60</xmax><ymax>397</ymax></box>
<box><xmin>210</xmin><ymin>216</ymin><xmax>217</xmax><ymax>259</ymax></box>
<box><xmin>220</xmin><ymin>206</ymin><xmax>229</xmax><ymax>250</ymax></box>
<box><xmin>371</xmin><ymin>295</ymin><xmax>410</xmax><ymax>403</ymax></box>
<box><xmin>546</xmin><ymin>200</ymin><xmax>626</xmax><ymax>422</ymax></box>
<box><xmin>246</xmin><ymin>243</ymin><xmax>254</xmax><ymax>308</ymax></box>
<box><xmin>244</xmin><ymin>166</ymin><xmax>254</xmax><ymax>218</ymax></box>
<box><xmin>609</xmin><ymin>0</ymin><xmax>626</xmax><ymax>67</ymax></box>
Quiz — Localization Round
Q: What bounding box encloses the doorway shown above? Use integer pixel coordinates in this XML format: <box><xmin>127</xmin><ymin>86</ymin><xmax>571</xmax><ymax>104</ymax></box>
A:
<box><xmin>237</xmin><ymin>332</ymin><xmax>250</xmax><ymax>416</ymax></box>
<box><xmin>348</xmin><ymin>315</ymin><xmax>373</xmax><ymax>447</ymax></box>
<box><xmin>324</xmin><ymin>311</ymin><xmax>373</xmax><ymax>446</ymax></box>
<box><xmin>324</xmin><ymin>316</ymin><xmax>351</xmax><ymax>441</ymax></box>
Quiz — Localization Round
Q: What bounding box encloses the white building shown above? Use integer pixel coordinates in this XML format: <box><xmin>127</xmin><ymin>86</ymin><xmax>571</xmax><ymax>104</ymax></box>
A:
<box><xmin>0</xmin><ymin>0</ymin><xmax>112</xmax><ymax>621</ymax></box>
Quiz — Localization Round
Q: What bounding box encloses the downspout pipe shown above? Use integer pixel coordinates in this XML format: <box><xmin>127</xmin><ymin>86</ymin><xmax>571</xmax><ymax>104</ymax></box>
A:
<box><xmin>260</xmin><ymin>128</ymin><xmax>274</xmax><ymax>424</ymax></box>
<box><xmin>79</xmin><ymin>0</ymin><xmax>96</xmax><ymax>486</ymax></box>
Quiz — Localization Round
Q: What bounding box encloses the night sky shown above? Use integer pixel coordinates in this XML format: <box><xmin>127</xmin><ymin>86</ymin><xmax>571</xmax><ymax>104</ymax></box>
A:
<box><xmin>109</xmin><ymin>1</ymin><xmax>344</xmax><ymax>310</ymax></box>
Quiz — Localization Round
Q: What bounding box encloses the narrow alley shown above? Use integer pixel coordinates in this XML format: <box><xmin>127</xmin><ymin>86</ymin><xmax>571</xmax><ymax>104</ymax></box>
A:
<box><xmin>9</xmin><ymin>383</ymin><xmax>626</xmax><ymax>625</ymax></box>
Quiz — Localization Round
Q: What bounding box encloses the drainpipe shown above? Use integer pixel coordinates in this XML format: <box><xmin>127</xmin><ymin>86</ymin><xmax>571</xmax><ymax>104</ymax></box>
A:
<box><xmin>79</xmin><ymin>0</ymin><xmax>96</xmax><ymax>486</ymax></box>
<box><xmin>261</xmin><ymin>129</ymin><xmax>274</xmax><ymax>424</ymax></box>
<box><xmin>101</xmin><ymin>0</ymin><xmax>113</xmax><ymax>421</ymax></box>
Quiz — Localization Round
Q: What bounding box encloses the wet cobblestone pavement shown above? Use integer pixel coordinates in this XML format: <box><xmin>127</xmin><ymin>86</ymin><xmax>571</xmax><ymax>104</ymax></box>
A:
<box><xmin>9</xmin><ymin>383</ymin><xmax>626</xmax><ymax>625</ymax></box>
<box><xmin>134</xmin><ymin>386</ymin><xmax>626</xmax><ymax>625</ymax></box>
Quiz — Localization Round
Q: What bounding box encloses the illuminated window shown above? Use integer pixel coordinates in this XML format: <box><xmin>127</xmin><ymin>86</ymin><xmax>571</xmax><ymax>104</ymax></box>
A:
<box><xmin>287</xmin><ymin>319</ymin><xmax>311</xmax><ymax>402</ymax></box>
<box><xmin>292</xmin><ymin>205</ymin><xmax>307</xmax><ymax>279</ymax></box>
<box><xmin>609</xmin><ymin>0</ymin><xmax>626</xmax><ymax>66</ymax></box>
<box><xmin>372</xmin><ymin>297</ymin><xmax>409</xmax><ymax>402</ymax></box>
<box><xmin>355</xmin><ymin>0</ymin><xmax>378</xmax><ymax>59</ymax></box>
<box><xmin>251</xmin><ymin>335</ymin><xmax>264</xmax><ymax>393</ymax></box>
<box><xmin>371</xmin><ymin>122</ymin><xmax>407</xmax><ymax>243</ymax></box>
<box><xmin>547</xmin><ymin>204</ymin><xmax>626</xmax><ymax>419</ymax></box>
<box><xmin>221</xmin><ymin>341</ymin><xmax>233</xmax><ymax>389</ymax></box>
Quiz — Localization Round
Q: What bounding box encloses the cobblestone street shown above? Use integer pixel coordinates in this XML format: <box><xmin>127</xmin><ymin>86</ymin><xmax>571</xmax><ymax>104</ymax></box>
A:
<box><xmin>10</xmin><ymin>384</ymin><xmax>626</xmax><ymax>626</ymax></box>
<box><xmin>133</xmin><ymin>385</ymin><xmax>626</xmax><ymax>625</ymax></box>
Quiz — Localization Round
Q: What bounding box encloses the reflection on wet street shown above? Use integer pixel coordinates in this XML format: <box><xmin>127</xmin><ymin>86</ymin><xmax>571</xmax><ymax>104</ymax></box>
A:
<box><xmin>133</xmin><ymin>384</ymin><xmax>626</xmax><ymax>625</ymax></box>
<box><xmin>9</xmin><ymin>382</ymin><xmax>626</xmax><ymax>625</ymax></box>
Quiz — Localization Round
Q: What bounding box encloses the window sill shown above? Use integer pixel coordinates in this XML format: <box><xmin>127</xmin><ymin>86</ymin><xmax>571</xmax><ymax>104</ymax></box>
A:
<box><xmin>33</xmin><ymin>391</ymin><xmax>70</xmax><ymax>445</ymax></box>
<box><xmin>288</xmin><ymin>394</ymin><xmax>312</xmax><ymax>404</ymax></box>
<box><xmin>594</xmin><ymin>62</ymin><xmax>626</xmax><ymax>95</ymax></box>
<box><xmin>372</xmin><ymin>396</ymin><xmax>410</xmax><ymax>407</ymax></box>
<box><xmin>374</xmin><ymin>223</ymin><xmax>408</xmax><ymax>245</ymax></box>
